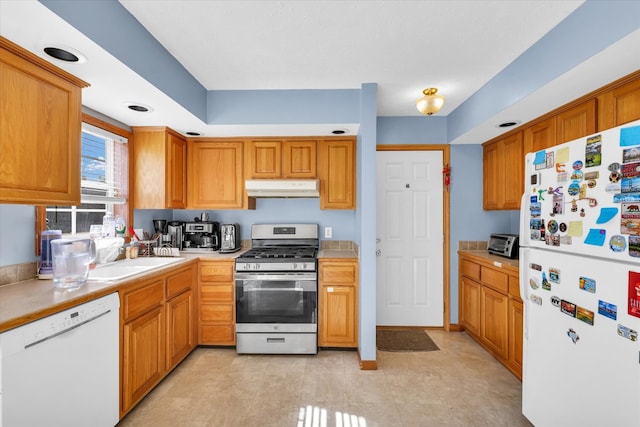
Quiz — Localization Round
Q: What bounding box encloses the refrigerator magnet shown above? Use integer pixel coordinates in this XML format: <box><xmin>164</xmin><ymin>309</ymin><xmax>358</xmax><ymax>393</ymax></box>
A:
<box><xmin>627</xmin><ymin>271</ymin><xmax>640</xmax><ymax>319</ymax></box>
<box><xmin>585</xmin><ymin>135</ymin><xmax>602</xmax><ymax>167</ymax></box>
<box><xmin>559</xmin><ymin>223</ymin><xmax>567</xmax><ymax>233</ymax></box>
<box><xmin>629</xmin><ymin>236</ymin><xmax>640</xmax><ymax>257</ymax></box>
<box><xmin>573</xmin><ymin>160</ymin><xmax>584</xmax><ymax>170</ymax></box>
<box><xmin>571</xmin><ymin>169</ymin><xmax>584</xmax><ymax>181</ymax></box>
<box><xmin>529</xmin><ymin>263</ymin><xmax>542</xmax><ymax>271</ymax></box>
<box><xmin>608</xmin><ymin>162</ymin><xmax>620</xmax><ymax>171</ymax></box>
<box><xmin>609</xmin><ymin>235</ymin><xmax>627</xmax><ymax>252</ymax></box>
<box><xmin>598</xmin><ymin>300</ymin><xmax>617</xmax><ymax>320</ymax></box>
<box><xmin>622</xmin><ymin>149</ymin><xmax>640</xmax><ymax>164</ymax></box>
<box><xmin>567</xmin><ymin>328</ymin><xmax>580</xmax><ymax>344</ymax></box>
<box><xmin>568</xmin><ymin>181</ymin><xmax>580</xmax><ymax>196</ymax></box>
<box><xmin>542</xmin><ymin>272</ymin><xmax>551</xmax><ymax>291</ymax></box>
<box><xmin>584</xmin><ymin>229</ymin><xmax>606</xmax><ymax>246</ymax></box>
<box><xmin>551</xmin><ymin>296</ymin><xmax>561</xmax><ymax>307</ymax></box>
<box><xmin>529</xmin><ymin>277</ymin><xmax>540</xmax><ymax>290</ymax></box>
<box><xmin>579</xmin><ymin>277</ymin><xmax>596</xmax><ymax>293</ymax></box>
<box><xmin>530</xmin><ymin>294</ymin><xmax>542</xmax><ymax>306</ymax></box>
<box><xmin>561</xmin><ymin>300</ymin><xmax>577</xmax><ymax>317</ymax></box>
<box><xmin>617</xmin><ymin>324</ymin><xmax>638</xmax><ymax>341</ymax></box>
<box><xmin>549</xmin><ymin>268</ymin><xmax>560</xmax><ymax>283</ymax></box>
<box><xmin>585</xmin><ymin>171</ymin><xmax>599</xmax><ymax>180</ymax></box>
<box><xmin>576</xmin><ymin>306</ymin><xmax>595</xmax><ymax>325</ymax></box>
<box><xmin>548</xmin><ymin>220</ymin><xmax>559</xmax><ymax>234</ymax></box>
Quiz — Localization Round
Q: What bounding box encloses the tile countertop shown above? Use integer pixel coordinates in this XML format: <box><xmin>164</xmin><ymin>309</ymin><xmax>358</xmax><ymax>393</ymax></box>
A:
<box><xmin>457</xmin><ymin>249</ymin><xmax>520</xmax><ymax>273</ymax></box>
<box><xmin>0</xmin><ymin>250</ymin><xmax>249</xmax><ymax>334</ymax></box>
<box><xmin>317</xmin><ymin>248</ymin><xmax>359</xmax><ymax>259</ymax></box>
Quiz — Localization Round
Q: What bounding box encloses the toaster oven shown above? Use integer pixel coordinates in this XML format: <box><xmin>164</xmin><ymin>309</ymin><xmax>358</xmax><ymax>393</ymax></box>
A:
<box><xmin>488</xmin><ymin>233</ymin><xmax>519</xmax><ymax>259</ymax></box>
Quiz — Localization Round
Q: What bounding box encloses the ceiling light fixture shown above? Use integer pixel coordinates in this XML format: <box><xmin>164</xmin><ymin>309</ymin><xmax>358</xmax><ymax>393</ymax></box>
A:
<box><xmin>186</xmin><ymin>131</ymin><xmax>201</xmax><ymax>136</ymax></box>
<box><xmin>40</xmin><ymin>44</ymin><xmax>87</xmax><ymax>63</ymax></box>
<box><xmin>124</xmin><ymin>102</ymin><xmax>153</xmax><ymax>113</ymax></box>
<box><xmin>331</xmin><ymin>129</ymin><xmax>347</xmax><ymax>135</ymax></box>
<box><xmin>497</xmin><ymin>120</ymin><xmax>521</xmax><ymax>128</ymax></box>
<box><xmin>416</xmin><ymin>88</ymin><xmax>445</xmax><ymax>116</ymax></box>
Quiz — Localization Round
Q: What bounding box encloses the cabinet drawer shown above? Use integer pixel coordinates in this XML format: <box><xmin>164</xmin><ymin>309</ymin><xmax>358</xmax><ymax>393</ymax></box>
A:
<box><xmin>200</xmin><ymin>263</ymin><xmax>234</xmax><ymax>282</ymax></box>
<box><xmin>508</xmin><ymin>275</ymin><xmax>521</xmax><ymax>300</ymax></box>
<box><xmin>461</xmin><ymin>260</ymin><xmax>480</xmax><ymax>281</ymax></box>
<box><xmin>166</xmin><ymin>266</ymin><xmax>193</xmax><ymax>299</ymax></box>
<box><xmin>201</xmin><ymin>304</ymin><xmax>234</xmax><ymax>323</ymax></box>
<box><xmin>319</xmin><ymin>262</ymin><xmax>358</xmax><ymax>285</ymax></box>
<box><xmin>200</xmin><ymin>325</ymin><xmax>235</xmax><ymax>344</ymax></box>
<box><xmin>201</xmin><ymin>284</ymin><xmax>234</xmax><ymax>303</ymax></box>
<box><xmin>480</xmin><ymin>266</ymin><xmax>508</xmax><ymax>294</ymax></box>
<box><xmin>122</xmin><ymin>278</ymin><xmax>164</xmax><ymax>321</ymax></box>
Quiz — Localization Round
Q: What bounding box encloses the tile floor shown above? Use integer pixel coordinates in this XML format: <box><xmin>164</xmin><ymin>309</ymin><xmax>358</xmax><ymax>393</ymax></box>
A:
<box><xmin>117</xmin><ymin>330</ymin><xmax>533</xmax><ymax>426</ymax></box>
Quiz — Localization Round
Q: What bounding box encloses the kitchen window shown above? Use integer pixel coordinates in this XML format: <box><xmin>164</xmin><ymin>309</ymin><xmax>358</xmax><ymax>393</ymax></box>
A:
<box><xmin>36</xmin><ymin>114</ymin><xmax>131</xmax><ymax>243</ymax></box>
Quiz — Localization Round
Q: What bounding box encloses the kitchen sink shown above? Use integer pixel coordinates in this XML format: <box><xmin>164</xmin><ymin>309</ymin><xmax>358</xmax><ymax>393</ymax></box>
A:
<box><xmin>88</xmin><ymin>257</ymin><xmax>185</xmax><ymax>281</ymax></box>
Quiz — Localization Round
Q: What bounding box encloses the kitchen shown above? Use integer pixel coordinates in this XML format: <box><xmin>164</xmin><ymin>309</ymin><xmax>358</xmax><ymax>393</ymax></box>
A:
<box><xmin>1</xmin><ymin>1</ymin><xmax>640</xmax><ymax>426</ymax></box>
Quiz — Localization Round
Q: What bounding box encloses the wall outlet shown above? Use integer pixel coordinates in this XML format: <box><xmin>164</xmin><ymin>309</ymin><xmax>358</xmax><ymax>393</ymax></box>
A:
<box><xmin>324</xmin><ymin>227</ymin><xmax>332</xmax><ymax>239</ymax></box>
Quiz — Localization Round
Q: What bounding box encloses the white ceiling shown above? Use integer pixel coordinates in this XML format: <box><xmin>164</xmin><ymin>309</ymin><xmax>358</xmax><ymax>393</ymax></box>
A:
<box><xmin>1</xmin><ymin>1</ymin><xmax>639</xmax><ymax>142</ymax></box>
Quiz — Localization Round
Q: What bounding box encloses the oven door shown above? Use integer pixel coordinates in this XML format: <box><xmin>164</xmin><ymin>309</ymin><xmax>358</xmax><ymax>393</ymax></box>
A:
<box><xmin>235</xmin><ymin>272</ymin><xmax>317</xmax><ymax>327</ymax></box>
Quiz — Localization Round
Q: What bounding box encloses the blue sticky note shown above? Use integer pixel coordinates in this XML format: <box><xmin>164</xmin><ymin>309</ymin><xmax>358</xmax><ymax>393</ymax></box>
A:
<box><xmin>620</xmin><ymin>126</ymin><xmax>640</xmax><ymax>147</ymax></box>
<box><xmin>584</xmin><ymin>229</ymin><xmax>606</xmax><ymax>246</ymax></box>
<box><xmin>595</xmin><ymin>207</ymin><xmax>619</xmax><ymax>224</ymax></box>
<box><xmin>533</xmin><ymin>150</ymin><xmax>546</xmax><ymax>165</ymax></box>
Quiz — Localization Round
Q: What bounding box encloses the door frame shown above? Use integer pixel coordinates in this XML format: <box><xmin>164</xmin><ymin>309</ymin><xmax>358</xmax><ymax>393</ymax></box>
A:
<box><xmin>376</xmin><ymin>144</ymin><xmax>451</xmax><ymax>331</ymax></box>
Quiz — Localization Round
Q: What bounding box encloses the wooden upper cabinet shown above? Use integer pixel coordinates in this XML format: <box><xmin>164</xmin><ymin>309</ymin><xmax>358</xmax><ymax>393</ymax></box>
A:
<box><xmin>245</xmin><ymin>139</ymin><xmax>317</xmax><ymax>179</ymax></box>
<box><xmin>483</xmin><ymin>132</ymin><xmax>523</xmax><ymax>210</ymax></box>
<box><xmin>0</xmin><ymin>36</ymin><xmax>89</xmax><ymax>205</ymax></box>
<box><xmin>556</xmin><ymin>99</ymin><xmax>596</xmax><ymax>144</ymax></box>
<box><xmin>598</xmin><ymin>77</ymin><xmax>640</xmax><ymax>130</ymax></box>
<box><xmin>133</xmin><ymin>127</ymin><xmax>187</xmax><ymax>209</ymax></box>
<box><xmin>282</xmin><ymin>140</ymin><xmax>316</xmax><ymax>178</ymax></box>
<box><xmin>188</xmin><ymin>140</ymin><xmax>252</xmax><ymax>209</ymax></box>
<box><xmin>318</xmin><ymin>138</ymin><xmax>356</xmax><ymax>209</ymax></box>
<box><xmin>245</xmin><ymin>140</ymin><xmax>282</xmax><ymax>178</ymax></box>
<box><xmin>523</xmin><ymin>117</ymin><xmax>557</xmax><ymax>154</ymax></box>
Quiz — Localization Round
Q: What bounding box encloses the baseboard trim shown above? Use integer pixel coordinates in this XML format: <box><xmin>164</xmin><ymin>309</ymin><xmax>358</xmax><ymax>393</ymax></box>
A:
<box><xmin>448</xmin><ymin>323</ymin><xmax>464</xmax><ymax>332</ymax></box>
<box><xmin>357</xmin><ymin>349</ymin><xmax>378</xmax><ymax>370</ymax></box>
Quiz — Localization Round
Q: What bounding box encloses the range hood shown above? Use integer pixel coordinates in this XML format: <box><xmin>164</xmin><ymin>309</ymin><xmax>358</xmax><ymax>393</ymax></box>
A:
<box><xmin>245</xmin><ymin>179</ymin><xmax>320</xmax><ymax>198</ymax></box>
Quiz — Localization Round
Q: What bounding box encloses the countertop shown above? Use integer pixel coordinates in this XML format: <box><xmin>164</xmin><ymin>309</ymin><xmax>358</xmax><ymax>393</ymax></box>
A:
<box><xmin>457</xmin><ymin>249</ymin><xmax>520</xmax><ymax>273</ymax></box>
<box><xmin>0</xmin><ymin>247</ymin><xmax>358</xmax><ymax>333</ymax></box>
<box><xmin>0</xmin><ymin>250</ymin><xmax>248</xmax><ymax>334</ymax></box>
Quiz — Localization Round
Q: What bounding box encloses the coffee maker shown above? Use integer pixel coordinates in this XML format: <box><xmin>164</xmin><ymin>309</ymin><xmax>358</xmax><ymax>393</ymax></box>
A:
<box><xmin>220</xmin><ymin>224</ymin><xmax>241</xmax><ymax>253</ymax></box>
<box><xmin>182</xmin><ymin>221</ymin><xmax>219</xmax><ymax>251</ymax></box>
<box><xmin>167</xmin><ymin>221</ymin><xmax>184</xmax><ymax>249</ymax></box>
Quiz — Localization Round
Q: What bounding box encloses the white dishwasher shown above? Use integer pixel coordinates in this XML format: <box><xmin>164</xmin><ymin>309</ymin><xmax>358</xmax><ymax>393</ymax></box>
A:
<box><xmin>0</xmin><ymin>292</ymin><xmax>120</xmax><ymax>427</ymax></box>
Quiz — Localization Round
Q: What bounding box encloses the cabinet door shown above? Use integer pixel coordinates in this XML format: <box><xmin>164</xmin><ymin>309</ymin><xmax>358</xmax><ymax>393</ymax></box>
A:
<box><xmin>319</xmin><ymin>139</ymin><xmax>356</xmax><ymax>209</ymax></box>
<box><xmin>166</xmin><ymin>290</ymin><xmax>195</xmax><ymax>370</ymax></box>
<box><xmin>0</xmin><ymin>43</ymin><xmax>84</xmax><ymax>205</ymax></box>
<box><xmin>122</xmin><ymin>306</ymin><xmax>165</xmax><ymax>413</ymax></box>
<box><xmin>524</xmin><ymin>117</ymin><xmax>557</xmax><ymax>154</ymax></box>
<box><xmin>283</xmin><ymin>140</ymin><xmax>316</xmax><ymax>178</ymax></box>
<box><xmin>319</xmin><ymin>285</ymin><xmax>357</xmax><ymax>347</ymax></box>
<box><xmin>167</xmin><ymin>133</ymin><xmax>187</xmax><ymax>208</ymax></box>
<box><xmin>480</xmin><ymin>286</ymin><xmax>509</xmax><ymax>360</ymax></box>
<box><xmin>556</xmin><ymin>99</ymin><xmax>596</xmax><ymax>144</ymax></box>
<box><xmin>245</xmin><ymin>140</ymin><xmax>281</xmax><ymax>178</ymax></box>
<box><xmin>188</xmin><ymin>141</ymin><xmax>244</xmax><ymax>208</ymax></box>
<box><xmin>460</xmin><ymin>276</ymin><xmax>481</xmax><ymax>338</ymax></box>
<box><xmin>199</xmin><ymin>261</ymin><xmax>236</xmax><ymax>345</ymax></box>
<box><xmin>483</xmin><ymin>141</ymin><xmax>500</xmax><ymax>210</ymax></box>
<box><xmin>508</xmin><ymin>298</ymin><xmax>523</xmax><ymax>378</ymax></box>
<box><xmin>598</xmin><ymin>77</ymin><xmax>640</xmax><ymax>130</ymax></box>
<box><xmin>502</xmin><ymin>132</ymin><xmax>523</xmax><ymax>209</ymax></box>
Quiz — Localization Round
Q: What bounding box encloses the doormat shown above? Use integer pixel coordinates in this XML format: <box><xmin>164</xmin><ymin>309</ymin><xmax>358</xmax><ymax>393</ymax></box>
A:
<box><xmin>376</xmin><ymin>329</ymin><xmax>440</xmax><ymax>352</ymax></box>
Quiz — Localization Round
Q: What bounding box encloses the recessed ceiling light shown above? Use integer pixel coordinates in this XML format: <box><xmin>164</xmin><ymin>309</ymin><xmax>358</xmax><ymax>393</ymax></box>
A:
<box><xmin>124</xmin><ymin>102</ymin><xmax>153</xmax><ymax>113</ymax></box>
<box><xmin>40</xmin><ymin>43</ymin><xmax>87</xmax><ymax>63</ymax></box>
<box><xmin>331</xmin><ymin>129</ymin><xmax>347</xmax><ymax>135</ymax></box>
<box><xmin>497</xmin><ymin>121</ymin><xmax>521</xmax><ymax>128</ymax></box>
<box><xmin>186</xmin><ymin>131</ymin><xmax>201</xmax><ymax>136</ymax></box>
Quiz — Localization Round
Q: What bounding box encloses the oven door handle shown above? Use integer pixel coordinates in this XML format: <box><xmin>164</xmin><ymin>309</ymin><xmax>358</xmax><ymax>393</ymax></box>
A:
<box><xmin>245</xmin><ymin>288</ymin><xmax>304</xmax><ymax>292</ymax></box>
<box><xmin>235</xmin><ymin>273</ymin><xmax>317</xmax><ymax>281</ymax></box>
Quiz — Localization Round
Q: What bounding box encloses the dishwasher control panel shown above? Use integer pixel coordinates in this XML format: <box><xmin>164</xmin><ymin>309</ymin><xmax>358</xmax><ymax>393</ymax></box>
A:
<box><xmin>0</xmin><ymin>293</ymin><xmax>120</xmax><ymax>351</ymax></box>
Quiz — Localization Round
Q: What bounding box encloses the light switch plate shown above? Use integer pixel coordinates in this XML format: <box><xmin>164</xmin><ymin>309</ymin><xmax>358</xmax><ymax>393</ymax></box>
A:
<box><xmin>324</xmin><ymin>227</ymin><xmax>332</xmax><ymax>239</ymax></box>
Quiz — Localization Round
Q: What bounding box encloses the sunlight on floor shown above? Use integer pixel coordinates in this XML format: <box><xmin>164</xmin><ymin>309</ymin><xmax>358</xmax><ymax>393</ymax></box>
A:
<box><xmin>298</xmin><ymin>406</ymin><xmax>367</xmax><ymax>427</ymax></box>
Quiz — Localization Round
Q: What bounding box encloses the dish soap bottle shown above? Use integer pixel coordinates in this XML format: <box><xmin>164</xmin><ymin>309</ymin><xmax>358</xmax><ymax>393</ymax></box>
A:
<box><xmin>114</xmin><ymin>215</ymin><xmax>126</xmax><ymax>236</ymax></box>
<box><xmin>102</xmin><ymin>212</ymin><xmax>116</xmax><ymax>238</ymax></box>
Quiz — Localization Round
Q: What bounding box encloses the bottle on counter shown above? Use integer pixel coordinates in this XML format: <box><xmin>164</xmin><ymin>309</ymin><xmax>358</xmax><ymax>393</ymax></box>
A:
<box><xmin>102</xmin><ymin>212</ymin><xmax>116</xmax><ymax>238</ymax></box>
<box><xmin>114</xmin><ymin>215</ymin><xmax>126</xmax><ymax>236</ymax></box>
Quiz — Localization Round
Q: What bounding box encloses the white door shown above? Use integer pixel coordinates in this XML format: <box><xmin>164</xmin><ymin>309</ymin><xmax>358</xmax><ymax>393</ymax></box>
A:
<box><xmin>376</xmin><ymin>150</ymin><xmax>444</xmax><ymax>326</ymax></box>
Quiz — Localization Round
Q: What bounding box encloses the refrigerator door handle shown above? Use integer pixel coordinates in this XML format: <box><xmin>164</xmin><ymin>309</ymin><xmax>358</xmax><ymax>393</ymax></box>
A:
<box><xmin>519</xmin><ymin>247</ymin><xmax>529</xmax><ymax>341</ymax></box>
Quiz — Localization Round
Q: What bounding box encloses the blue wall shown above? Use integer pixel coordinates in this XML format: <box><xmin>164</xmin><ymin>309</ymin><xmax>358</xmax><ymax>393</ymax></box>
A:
<box><xmin>0</xmin><ymin>205</ymin><xmax>37</xmax><ymax>265</ymax></box>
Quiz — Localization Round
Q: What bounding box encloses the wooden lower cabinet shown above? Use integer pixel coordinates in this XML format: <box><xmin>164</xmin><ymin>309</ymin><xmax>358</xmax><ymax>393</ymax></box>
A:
<box><xmin>199</xmin><ymin>260</ymin><xmax>236</xmax><ymax>345</ymax></box>
<box><xmin>480</xmin><ymin>286</ymin><xmax>509</xmax><ymax>360</ymax></box>
<box><xmin>459</xmin><ymin>252</ymin><xmax>522</xmax><ymax>379</ymax></box>
<box><xmin>120</xmin><ymin>263</ymin><xmax>197</xmax><ymax>417</ymax></box>
<box><xmin>460</xmin><ymin>276</ymin><xmax>481</xmax><ymax>337</ymax></box>
<box><xmin>318</xmin><ymin>259</ymin><xmax>358</xmax><ymax>348</ymax></box>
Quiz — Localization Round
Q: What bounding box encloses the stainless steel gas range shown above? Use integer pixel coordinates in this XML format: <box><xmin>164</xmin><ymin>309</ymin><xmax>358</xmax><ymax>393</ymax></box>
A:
<box><xmin>235</xmin><ymin>223</ymin><xmax>318</xmax><ymax>354</ymax></box>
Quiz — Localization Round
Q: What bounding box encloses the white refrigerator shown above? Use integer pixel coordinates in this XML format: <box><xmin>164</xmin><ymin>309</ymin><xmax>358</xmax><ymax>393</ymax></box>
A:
<box><xmin>520</xmin><ymin>119</ymin><xmax>640</xmax><ymax>426</ymax></box>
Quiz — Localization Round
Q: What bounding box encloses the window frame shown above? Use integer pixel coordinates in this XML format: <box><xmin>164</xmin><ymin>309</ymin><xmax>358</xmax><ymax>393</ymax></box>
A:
<box><xmin>35</xmin><ymin>113</ymin><xmax>132</xmax><ymax>254</ymax></box>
